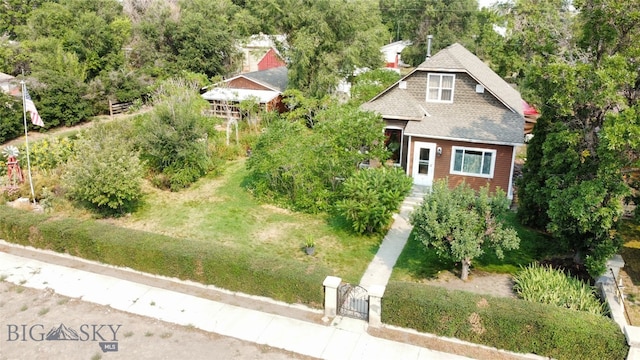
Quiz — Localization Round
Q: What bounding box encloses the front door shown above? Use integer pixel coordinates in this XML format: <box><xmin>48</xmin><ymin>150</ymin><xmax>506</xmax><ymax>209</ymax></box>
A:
<box><xmin>412</xmin><ymin>142</ymin><xmax>436</xmax><ymax>186</ymax></box>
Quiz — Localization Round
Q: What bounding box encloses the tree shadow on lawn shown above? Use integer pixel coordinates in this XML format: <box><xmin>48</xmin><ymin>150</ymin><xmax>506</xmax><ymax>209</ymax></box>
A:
<box><xmin>393</xmin><ymin>233</ymin><xmax>456</xmax><ymax>280</ymax></box>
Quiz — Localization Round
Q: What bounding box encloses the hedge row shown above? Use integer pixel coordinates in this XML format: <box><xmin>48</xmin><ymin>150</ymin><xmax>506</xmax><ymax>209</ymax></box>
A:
<box><xmin>383</xmin><ymin>281</ymin><xmax>628</xmax><ymax>360</ymax></box>
<box><xmin>0</xmin><ymin>206</ymin><xmax>329</xmax><ymax>307</ymax></box>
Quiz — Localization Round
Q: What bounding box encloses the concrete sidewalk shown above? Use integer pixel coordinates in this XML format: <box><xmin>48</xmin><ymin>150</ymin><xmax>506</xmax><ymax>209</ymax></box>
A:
<box><xmin>359</xmin><ymin>186</ymin><xmax>426</xmax><ymax>290</ymax></box>
<box><xmin>0</xmin><ymin>241</ymin><xmax>472</xmax><ymax>360</ymax></box>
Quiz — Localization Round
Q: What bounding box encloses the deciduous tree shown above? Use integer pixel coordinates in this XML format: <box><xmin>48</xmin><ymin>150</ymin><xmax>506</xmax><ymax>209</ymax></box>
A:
<box><xmin>273</xmin><ymin>0</ymin><xmax>388</xmax><ymax>97</ymax></box>
<box><xmin>411</xmin><ymin>181</ymin><xmax>519</xmax><ymax>280</ymax></box>
<box><xmin>246</xmin><ymin>103</ymin><xmax>388</xmax><ymax>213</ymax></box>
<box><xmin>63</xmin><ymin>121</ymin><xmax>143</xmax><ymax>215</ymax></box>
<box><xmin>0</xmin><ymin>92</ymin><xmax>24</xmax><ymax>144</ymax></box>
<box><xmin>517</xmin><ymin>0</ymin><xmax>640</xmax><ymax>276</ymax></box>
<box><xmin>349</xmin><ymin>69</ymin><xmax>401</xmax><ymax>106</ymax></box>
<box><xmin>382</xmin><ymin>0</ymin><xmax>480</xmax><ymax>66</ymax></box>
<box><xmin>136</xmin><ymin>79</ymin><xmax>214</xmax><ymax>191</ymax></box>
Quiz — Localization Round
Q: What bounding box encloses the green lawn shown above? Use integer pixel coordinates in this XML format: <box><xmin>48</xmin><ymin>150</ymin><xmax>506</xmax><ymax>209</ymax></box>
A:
<box><xmin>107</xmin><ymin>159</ymin><xmax>382</xmax><ymax>284</ymax></box>
<box><xmin>391</xmin><ymin>211</ymin><xmax>561</xmax><ymax>281</ymax></box>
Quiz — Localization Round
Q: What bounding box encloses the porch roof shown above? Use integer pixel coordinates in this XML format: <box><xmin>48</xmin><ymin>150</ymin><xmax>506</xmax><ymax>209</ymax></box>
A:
<box><xmin>403</xmin><ymin>102</ymin><xmax>524</xmax><ymax>145</ymax></box>
<box><xmin>201</xmin><ymin>88</ymin><xmax>280</xmax><ymax>104</ymax></box>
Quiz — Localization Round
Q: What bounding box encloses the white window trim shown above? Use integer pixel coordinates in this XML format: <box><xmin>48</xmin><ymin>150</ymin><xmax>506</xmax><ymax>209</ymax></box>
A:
<box><xmin>426</xmin><ymin>73</ymin><xmax>455</xmax><ymax>103</ymax></box>
<box><xmin>449</xmin><ymin>146</ymin><xmax>496</xmax><ymax>178</ymax></box>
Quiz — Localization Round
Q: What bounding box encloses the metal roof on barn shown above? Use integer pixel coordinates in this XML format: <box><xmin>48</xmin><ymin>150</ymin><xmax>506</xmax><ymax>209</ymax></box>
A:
<box><xmin>240</xmin><ymin>66</ymin><xmax>288</xmax><ymax>92</ymax></box>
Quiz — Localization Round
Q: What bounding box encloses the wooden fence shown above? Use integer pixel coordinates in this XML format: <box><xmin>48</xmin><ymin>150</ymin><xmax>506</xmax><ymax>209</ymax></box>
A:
<box><xmin>108</xmin><ymin>100</ymin><xmax>134</xmax><ymax>117</ymax></box>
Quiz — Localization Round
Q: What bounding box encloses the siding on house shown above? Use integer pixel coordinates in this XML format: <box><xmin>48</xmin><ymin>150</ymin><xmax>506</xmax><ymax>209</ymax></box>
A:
<box><xmin>227</xmin><ymin>77</ymin><xmax>271</xmax><ymax>91</ymax></box>
<box><xmin>407</xmin><ymin>137</ymin><xmax>514</xmax><ymax>195</ymax></box>
<box><xmin>361</xmin><ymin>43</ymin><xmax>525</xmax><ymax>199</ymax></box>
<box><xmin>402</xmin><ymin>70</ymin><xmax>507</xmax><ymax>110</ymax></box>
<box><xmin>258</xmin><ymin>48</ymin><xmax>286</xmax><ymax>71</ymax></box>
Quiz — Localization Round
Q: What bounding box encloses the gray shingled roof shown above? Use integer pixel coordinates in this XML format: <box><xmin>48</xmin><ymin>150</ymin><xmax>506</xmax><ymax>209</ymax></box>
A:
<box><xmin>417</xmin><ymin>43</ymin><xmax>522</xmax><ymax>116</ymax></box>
<box><xmin>241</xmin><ymin>66</ymin><xmax>288</xmax><ymax>92</ymax></box>
<box><xmin>361</xmin><ymin>43</ymin><xmax>524</xmax><ymax>145</ymax></box>
<box><xmin>404</xmin><ymin>102</ymin><xmax>524</xmax><ymax>144</ymax></box>
<box><xmin>361</xmin><ymin>89</ymin><xmax>428</xmax><ymax>120</ymax></box>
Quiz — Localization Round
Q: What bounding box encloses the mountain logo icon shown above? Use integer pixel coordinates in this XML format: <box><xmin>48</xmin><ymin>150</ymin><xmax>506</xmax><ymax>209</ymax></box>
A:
<box><xmin>45</xmin><ymin>323</ymin><xmax>80</xmax><ymax>341</ymax></box>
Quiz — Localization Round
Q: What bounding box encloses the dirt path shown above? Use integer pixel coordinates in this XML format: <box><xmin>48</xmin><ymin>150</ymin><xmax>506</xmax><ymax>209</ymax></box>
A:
<box><xmin>2</xmin><ymin>110</ymin><xmax>146</xmax><ymax>148</ymax></box>
<box><xmin>422</xmin><ymin>270</ymin><xmax>516</xmax><ymax>298</ymax></box>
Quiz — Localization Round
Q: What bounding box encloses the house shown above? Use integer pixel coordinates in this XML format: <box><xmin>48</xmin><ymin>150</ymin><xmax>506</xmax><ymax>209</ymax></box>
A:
<box><xmin>238</xmin><ymin>34</ymin><xmax>287</xmax><ymax>73</ymax></box>
<box><xmin>380</xmin><ymin>40</ymin><xmax>411</xmax><ymax>71</ymax></box>
<box><xmin>522</xmin><ymin>99</ymin><xmax>540</xmax><ymax>137</ymax></box>
<box><xmin>201</xmin><ymin>66</ymin><xmax>288</xmax><ymax>119</ymax></box>
<box><xmin>0</xmin><ymin>72</ymin><xmax>19</xmax><ymax>96</ymax></box>
<box><xmin>360</xmin><ymin>43</ymin><xmax>525</xmax><ymax>199</ymax></box>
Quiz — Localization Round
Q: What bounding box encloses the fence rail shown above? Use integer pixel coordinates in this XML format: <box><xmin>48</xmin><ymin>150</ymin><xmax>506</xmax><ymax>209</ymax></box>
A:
<box><xmin>609</xmin><ymin>268</ymin><xmax>632</xmax><ymax>325</ymax></box>
<box><xmin>109</xmin><ymin>100</ymin><xmax>134</xmax><ymax>117</ymax></box>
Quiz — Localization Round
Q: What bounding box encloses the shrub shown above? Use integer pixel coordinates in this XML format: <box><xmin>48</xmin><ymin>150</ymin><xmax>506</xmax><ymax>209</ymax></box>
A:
<box><xmin>245</xmin><ymin>119</ymin><xmax>328</xmax><ymax>211</ymax></box>
<box><xmin>18</xmin><ymin>137</ymin><xmax>75</xmax><ymax>171</ymax></box>
<box><xmin>513</xmin><ymin>263</ymin><xmax>606</xmax><ymax>315</ymax></box>
<box><xmin>62</xmin><ymin>122</ymin><xmax>143</xmax><ymax>215</ymax></box>
<box><xmin>136</xmin><ymin>79</ymin><xmax>213</xmax><ymax>191</ymax></box>
<box><xmin>0</xmin><ymin>92</ymin><xmax>24</xmax><ymax>144</ymax></box>
<box><xmin>0</xmin><ymin>206</ymin><xmax>328</xmax><ymax>306</ymax></box>
<box><xmin>246</xmin><ymin>105</ymin><xmax>388</xmax><ymax>213</ymax></box>
<box><xmin>336</xmin><ymin>166</ymin><xmax>412</xmax><ymax>234</ymax></box>
<box><xmin>383</xmin><ymin>281</ymin><xmax>628</xmax><ymax>360</ymax></box>
<box><xmin>17</xmin><ymin>168</ymin><xmax>64</xmax><ymax>202</ymax></box>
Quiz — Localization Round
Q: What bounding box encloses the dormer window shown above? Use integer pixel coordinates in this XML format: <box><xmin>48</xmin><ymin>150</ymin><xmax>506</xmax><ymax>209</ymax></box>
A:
<box><xmin>426</xmin><ymin>73</ymin><xmax>455</xmax><ymax>103</ymax></box>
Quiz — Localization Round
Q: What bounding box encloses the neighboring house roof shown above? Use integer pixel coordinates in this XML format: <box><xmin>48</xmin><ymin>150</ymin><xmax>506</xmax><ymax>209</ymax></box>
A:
<box><xmin>0</xmin><ymin>72</ymin><xmax>19</xmax><ymax>96</ymax></box>
<box><xmin>202</xmin><ymin>67</ymin><xmax>288</xmax><ymax>104</ymax></box>
<box><xmin>0</xmin><ymin>72</ymin><xmax>14</xmax><ymax>82</ymax></box>
<box><xmin>239</xmin><ymin>33</ymin><xmax>287</xmax><ymax>49</ymax></box>
<box><xmin>237</xmin><ymin>66</ymin><xmax>288</xmax><ymax>92</ymax></box>
<box><xmin>361</xmin><ymin>43</ymin><xmax>524</xmax><ymax>145</ymax></box>
<box><xmin>238</xmin><ymin>33</ymin><xmax>288</xmax><ymax>73</ymax></box>
<box><xmin>380</xmin><ymin>40</ymin><xmax>411</xmax><ymax>65</ymax></box>
<box><xmin>257</xmin><ymin>48</ymin><xmax>286</xmax><ymax>71</ymax></box>
<box><xmin>201</xmin><ymin>88</ymin><xmax>280</xmax><ymax>103</ymax></box>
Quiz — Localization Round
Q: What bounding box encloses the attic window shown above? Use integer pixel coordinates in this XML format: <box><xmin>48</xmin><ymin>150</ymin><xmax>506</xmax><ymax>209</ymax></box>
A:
<box><xmin>476</xmin><ymin>84</ymin><xmax>485</xmax><ymax>93</ymax></box>
<box><xmin>426</xmin><ymin>73</ymin><xmax>455</xmax><ymax>103</ymax></box>
<box><xmin>398</xmin><ymin>81</ymin><xmax>407</xmax><ymax>89</ymax></box>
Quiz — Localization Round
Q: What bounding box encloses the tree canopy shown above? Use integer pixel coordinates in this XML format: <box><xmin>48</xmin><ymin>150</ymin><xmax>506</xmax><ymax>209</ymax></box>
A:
<box><xmin>517</xmin><ymin>0</ymin><xmax>640</xmax><ymax>276</ymax></box>
<box><xmin>411</xmin><ymin>180</ymin><xmax>520</xmax><ymax>281</ymax></box>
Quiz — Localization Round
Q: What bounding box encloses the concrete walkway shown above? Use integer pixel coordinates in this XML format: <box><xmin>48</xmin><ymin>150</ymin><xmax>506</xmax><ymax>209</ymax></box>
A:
<box><xmin>359</xmin><ymin>186</ymin><xmax>427</xmax><ymax>291</ymax></box>
<box><xmin>0</xmin><ymin>240</ymin><xmax>472</xmax><ymax>360</ymax></box>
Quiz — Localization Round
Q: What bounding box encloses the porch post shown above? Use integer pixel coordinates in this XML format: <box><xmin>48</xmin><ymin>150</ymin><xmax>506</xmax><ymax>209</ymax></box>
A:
<box><xmin>323</xmin><ymin>276</ymin><xmax>342</xmax><ymax>321</ymax></box>
<box><xmin>406</xmin><ymin>135</ymin><xmax>412</xmax><ymax>176</ymax></box>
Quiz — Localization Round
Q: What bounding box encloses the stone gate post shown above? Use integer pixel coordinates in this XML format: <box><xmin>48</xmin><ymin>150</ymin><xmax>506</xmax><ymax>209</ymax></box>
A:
<box><xmin>323</xmin><ymin>276</ymin><xmax>342</xmax><ymax>321</ymax></box>
<box><xmin>368</xmin><ymin>285</ymin><xmax>386</xmax><ymax>328</ymax></box>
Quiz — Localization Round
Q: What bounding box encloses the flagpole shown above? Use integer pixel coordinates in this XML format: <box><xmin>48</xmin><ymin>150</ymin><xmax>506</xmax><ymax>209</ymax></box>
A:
<box><xmin>20</xmin><ymin>80</ymin><xmax>37</xmax><ymax>205</ymax></box>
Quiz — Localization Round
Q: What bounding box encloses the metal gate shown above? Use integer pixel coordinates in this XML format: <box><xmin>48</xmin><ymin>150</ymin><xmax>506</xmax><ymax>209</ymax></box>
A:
<box><xmin>337</xmin><ymin>283</ymin><xmax>369</xmax><ymax>320</ymax></box>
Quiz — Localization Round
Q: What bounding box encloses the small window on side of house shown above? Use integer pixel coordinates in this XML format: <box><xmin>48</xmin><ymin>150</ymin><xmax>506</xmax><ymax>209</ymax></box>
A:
<box><xmin>450</xmin><ymin>146</ymin><xmax>496</xmax><ymax>178</ymax></box>
<box><xmin>426</xmin><ymin>73</ymin><xmax>455</xmax><ymax>103</ymax></box>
